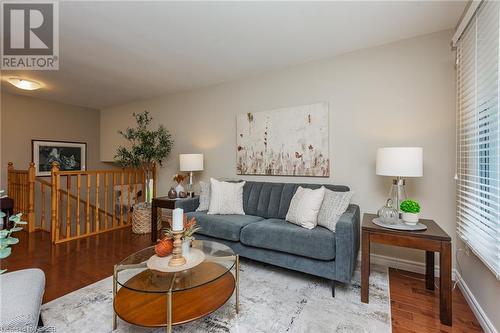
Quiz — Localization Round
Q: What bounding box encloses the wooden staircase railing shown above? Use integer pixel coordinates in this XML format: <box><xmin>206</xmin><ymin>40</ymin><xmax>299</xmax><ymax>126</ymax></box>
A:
<box><xmin>36</xmin><ymin>178</ymin><xmax>114</xmax><ymax>234</ymax></box>
<box><xmin>6</xmin><ymin>162</ymin><xmax>154</xmax><ymax>244</ymax></box>
<box><xmin>36</xmin><ymin>177</ymin><xmax>52</xmax><ymax>232</ymax></box>
<box><xmin>7</xmin><ymin>162</ymin><xmax>35</xmax><ymax>232</ymax></box>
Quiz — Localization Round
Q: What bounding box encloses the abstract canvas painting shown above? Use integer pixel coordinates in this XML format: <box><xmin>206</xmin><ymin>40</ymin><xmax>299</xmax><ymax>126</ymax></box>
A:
<box><xmin>237</xmin><ymin>102</ymin><xmax>329</xmax><ymax>177</ymax></box>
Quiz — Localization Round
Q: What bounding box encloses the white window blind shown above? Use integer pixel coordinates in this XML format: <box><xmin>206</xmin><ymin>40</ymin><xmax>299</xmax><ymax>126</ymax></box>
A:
<box><xmin>456</xmin><ymin>0</ymin><xmax>500</xmax><ymax>280</ymax></box>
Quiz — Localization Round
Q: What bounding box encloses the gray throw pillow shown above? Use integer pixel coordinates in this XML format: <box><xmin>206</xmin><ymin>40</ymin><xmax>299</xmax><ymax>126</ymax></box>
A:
<box><xmin>317</xmin><ymin>190</ymin><xmax>353</xmax><ymax>231</ymax></box>
<box><xmin>196</xmin><ymin>181</ymin><xmax>210</xmax><ymax>211</ymax></box>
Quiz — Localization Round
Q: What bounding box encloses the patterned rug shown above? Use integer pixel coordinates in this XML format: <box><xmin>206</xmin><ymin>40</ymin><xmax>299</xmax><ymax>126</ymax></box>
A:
<box><xmin>41</xmin><ymin>259</ymin><xmax>391</xmax><ymax>333</ymax></box>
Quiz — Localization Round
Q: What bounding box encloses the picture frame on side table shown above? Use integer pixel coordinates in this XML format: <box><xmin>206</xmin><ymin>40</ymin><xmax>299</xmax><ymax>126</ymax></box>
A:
<box><xmin>32</xmin><ymin>140</ymin><xmax>87</xmax><ymax>176</ymax></box>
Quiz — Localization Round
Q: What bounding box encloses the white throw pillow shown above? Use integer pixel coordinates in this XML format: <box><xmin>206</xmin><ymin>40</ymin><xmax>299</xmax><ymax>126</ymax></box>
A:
<box><xmin>286</xmin><ymin>186</ymin><xmax>326</xmax><ymax>229</ymax></box>
<box><xmin>207</xmin><ymin>178</ymin><xmax>246</xmax><ymax>215</ymax></box>
<box><xmin>317</xmin><ymin>190</ymin><xmax>354</xmax><ymax>232</ymax></box>
<box><xmin>196</xmin><ymin>181</ymin><xmax>211</xmax><ymax>211</ymax></box>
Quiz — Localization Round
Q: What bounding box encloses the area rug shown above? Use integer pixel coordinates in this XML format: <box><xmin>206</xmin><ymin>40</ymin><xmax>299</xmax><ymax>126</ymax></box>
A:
<box><xmin>41</xmin><ymin>259</ymin><xmax>391</xmax><ymax>333</ymax></box>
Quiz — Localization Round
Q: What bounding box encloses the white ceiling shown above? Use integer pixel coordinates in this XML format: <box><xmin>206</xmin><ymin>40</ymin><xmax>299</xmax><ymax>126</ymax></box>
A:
<box><xmin>0</xmin><ymin>1</ymin><xmax>465</xmax><ymax>109</ymax></box>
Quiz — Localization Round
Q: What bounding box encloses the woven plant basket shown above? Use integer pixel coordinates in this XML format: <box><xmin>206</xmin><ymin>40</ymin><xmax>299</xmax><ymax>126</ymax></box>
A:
<box><xmin>132</xmin><ymin>205</ymin><xmax>162</xmax><ymax>234</ymax></box>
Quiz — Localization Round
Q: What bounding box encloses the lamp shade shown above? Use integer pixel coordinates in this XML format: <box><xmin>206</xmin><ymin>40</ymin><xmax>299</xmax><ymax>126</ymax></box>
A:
<box><xmin>179</xmin><ymin>154</ymin><xmax>204</xmax><ymax>171</ymax></box>
<box><xmin>376</xmin><ymin>147</ymin><xmax>423</xmax><ymax>177</ymax></box>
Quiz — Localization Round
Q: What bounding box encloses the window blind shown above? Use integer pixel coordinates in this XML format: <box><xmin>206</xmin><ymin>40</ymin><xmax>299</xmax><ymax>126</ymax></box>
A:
<box><xmin>456</xmin><ymin>0</ymin><xmax>500</xmax><ymax>280</ymax></box>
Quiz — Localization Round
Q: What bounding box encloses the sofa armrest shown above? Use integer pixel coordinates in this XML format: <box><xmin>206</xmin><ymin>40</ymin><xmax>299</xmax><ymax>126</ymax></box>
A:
<box><xmin>174</xmin><ymin>196</ymin><xmax>200</xmax><ymax>213</ymax></box>
<box><xmin>334</xmin><ymin>204</ymin><xmax>360</xmax><ymax>283</ymax></box>
<box><xmin>0</xmin><ymin>268</ymin><xmax>45</xmax><ymax>331</ymax></box>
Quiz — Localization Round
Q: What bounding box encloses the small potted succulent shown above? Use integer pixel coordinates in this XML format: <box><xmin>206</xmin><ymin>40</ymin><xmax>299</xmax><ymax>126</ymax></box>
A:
<box><xmin>400</xmin><ymin>199</ymin><xmax>421</xmax><ymax>225</ymax></box>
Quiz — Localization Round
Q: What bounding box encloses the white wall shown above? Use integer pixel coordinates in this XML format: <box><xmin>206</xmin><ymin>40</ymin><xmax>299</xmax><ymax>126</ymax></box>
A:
<box><xmin>1</xmin><ymin>93</ymin><xmax>106</xmax><ymax>186</ymax></box>
<box><xmin>457</xmin><ymin>238</ymin><xmax>500</xmax><ymax>331</ymax></box>
<box><xmin>100</xmin><ymin>29</ymin><xmax>499</xmax><ymax>331</ymax></box>
<box><xmin>102</xmin><ymin>29</ymin><xmax>456</xmax><ymax>261</ymax></box>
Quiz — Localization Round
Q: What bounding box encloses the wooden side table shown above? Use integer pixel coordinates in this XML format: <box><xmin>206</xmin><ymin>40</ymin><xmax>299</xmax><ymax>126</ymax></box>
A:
<box><xmin>151</xmin><ymin>196</ymin><xmax>199</xmax><ymax>242</ymax></box>
<box><xmin>361</xmin><ymin>213</ymin><xmax>452</xmax><ymax>326</ymax></box>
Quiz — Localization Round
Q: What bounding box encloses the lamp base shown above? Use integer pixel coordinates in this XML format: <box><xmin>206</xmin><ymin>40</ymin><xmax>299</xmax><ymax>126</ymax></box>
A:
<box><xmin>186</xmin><ymin>171</ymin><xmax>194</xmax><ymax>197</ymax></box>
<box><xmin>390</xmin><ymin>177</ymin><xmax>407</xmax><ymax>214</ymax></box>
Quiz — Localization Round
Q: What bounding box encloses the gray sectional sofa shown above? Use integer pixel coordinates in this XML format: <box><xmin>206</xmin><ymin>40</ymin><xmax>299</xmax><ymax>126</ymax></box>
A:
<box><xmin>178</xmin><ymin>181</ymin><xmax>360</xmax><ymax>296</ymax></box>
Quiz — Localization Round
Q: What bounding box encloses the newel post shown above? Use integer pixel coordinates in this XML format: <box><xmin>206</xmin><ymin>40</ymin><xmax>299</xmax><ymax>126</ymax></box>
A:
<box><xmin>50</xmin><ymin>162</ymin><xmax>60</xmax><ymax>243</ymax></box>
<box><xmin>27</xmin><ymin>162</ymin><xmax>36</xmax><ymax>232</ymax></box>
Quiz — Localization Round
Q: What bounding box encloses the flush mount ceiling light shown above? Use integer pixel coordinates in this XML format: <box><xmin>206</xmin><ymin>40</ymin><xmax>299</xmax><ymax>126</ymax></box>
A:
<box><xmin>7</xmin><ymin>77</ymin><xmax>41</xmax><ymax>90</ymax></box>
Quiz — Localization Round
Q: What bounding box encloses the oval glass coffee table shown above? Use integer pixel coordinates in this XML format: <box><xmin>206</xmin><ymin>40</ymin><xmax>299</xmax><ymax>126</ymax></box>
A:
<box><xmin>113</xmin><ymin>240</ymin><xmax>239</xmax><ymax>333</ymax></box>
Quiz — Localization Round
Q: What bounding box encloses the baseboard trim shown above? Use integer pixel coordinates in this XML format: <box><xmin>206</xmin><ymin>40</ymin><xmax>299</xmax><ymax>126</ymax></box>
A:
<box><xmin>357</xmin><ymin>253</ymin><xmax>456</xmax><ymax>280</ymax></box>
<box><xmin>360</xmin><ymin>253</ymin><xmax>497</xmax><ymax>333</ymax></box>
<box><xmin>455</xmin><ymin>270</ymin><xmax>498</xmax><ymax>333</ymax></box>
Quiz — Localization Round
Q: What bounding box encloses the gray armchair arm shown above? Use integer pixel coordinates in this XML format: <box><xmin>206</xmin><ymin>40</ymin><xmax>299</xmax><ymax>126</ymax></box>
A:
<box><xmin>334</xmin><ymin>204</ymin><xmax>360</xmax><ymax>283</ymax></box>
<box><xmin>174</xmin><ymin>196</ymin><xmax>200</xmax><ymax>213</ymax></box>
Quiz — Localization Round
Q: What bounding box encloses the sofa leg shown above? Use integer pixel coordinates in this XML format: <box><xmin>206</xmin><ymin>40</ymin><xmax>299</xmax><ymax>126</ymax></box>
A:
<box><xmin>331</xmin><ymin>280</ymin><xmax>336</xmax><ymax>298</ymax></box>
<box><xmin>38</xmin><ymin>313</ymin><xmax>44</xmax><ymax>327</ymax></box>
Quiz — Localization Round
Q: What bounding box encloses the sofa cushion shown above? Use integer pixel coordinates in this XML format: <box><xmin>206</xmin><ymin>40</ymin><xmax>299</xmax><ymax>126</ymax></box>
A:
<box><xmin>240</xmin><ymin>218</ymin><xmax>336</xmax><ymax>260</ymax></box>
<box><xmin>186</xmin><ymin>211</ymin><xmax>264</xmax><ymax>241</ymax></box>
<box><xmin>242</xmin><ymin>181</ymin><xmax>350</xmax><ymax>219</ymax></box>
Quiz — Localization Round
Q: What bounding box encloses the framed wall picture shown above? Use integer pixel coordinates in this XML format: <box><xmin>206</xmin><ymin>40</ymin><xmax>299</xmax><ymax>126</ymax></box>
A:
<box><xmin>32</xmin><ymin>140</ymin><xmax>87</xmax><ymax>176</ymax></box>
<box><xmin>236</xmin><ymin>102</ymin><xmax>330</xmax><ymax>177</ymax></box>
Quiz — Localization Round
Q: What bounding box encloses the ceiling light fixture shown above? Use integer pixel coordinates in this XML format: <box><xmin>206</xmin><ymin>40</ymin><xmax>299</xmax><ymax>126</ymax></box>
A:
<box><xmin>7</xmin><ymin>77</ymin><xmax>41</xmax><ymax>90</ymax></box>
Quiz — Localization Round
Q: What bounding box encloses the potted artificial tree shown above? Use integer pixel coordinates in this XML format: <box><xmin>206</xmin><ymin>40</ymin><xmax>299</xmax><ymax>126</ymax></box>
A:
<box><xmin>115</xmin><ymin>111</ymin><xmax>173</xmax><ymax>234</ymax></box>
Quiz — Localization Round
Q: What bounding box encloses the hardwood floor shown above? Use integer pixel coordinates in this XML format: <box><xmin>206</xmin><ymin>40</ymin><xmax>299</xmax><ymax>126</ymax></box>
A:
<box><xmin>390</xmin><ymin>268</ymin><xmax>483</xmax><ymax>332</ymax></box>
<box><xmin>2</xmin><ymin>229</ymin><xmax>151</xmax><ymax>302</ymax></box>
<box><xmin>2</xmin><ymin>230</ymin><xmax>483</xmax><ymax>332</ymax></box>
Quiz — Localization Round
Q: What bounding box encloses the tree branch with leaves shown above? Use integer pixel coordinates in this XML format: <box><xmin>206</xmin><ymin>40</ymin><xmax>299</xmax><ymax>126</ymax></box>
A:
<box><xmin>115</xmin><ymin>111</ymin><xmax>173</xmax><ymax>205</ymax></box>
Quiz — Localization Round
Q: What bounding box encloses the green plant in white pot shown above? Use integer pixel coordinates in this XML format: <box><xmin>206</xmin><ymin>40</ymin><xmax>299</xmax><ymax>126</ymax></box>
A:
<box><xmin>0</xmin><ymin>212</ymin><xmax>27</xmax><ymax>274</ymax></box>
<box><xmin>400</xmin><ymin>199</ymin><xmax>421</xmax><ymax>225</ymax></box>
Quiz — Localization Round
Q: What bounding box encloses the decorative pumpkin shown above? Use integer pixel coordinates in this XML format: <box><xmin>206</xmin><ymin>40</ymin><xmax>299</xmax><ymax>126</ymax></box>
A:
<box><xmin>155</xmin><ymin>237</ymin><xmax>173</xmax><ymax>257</ymax></box>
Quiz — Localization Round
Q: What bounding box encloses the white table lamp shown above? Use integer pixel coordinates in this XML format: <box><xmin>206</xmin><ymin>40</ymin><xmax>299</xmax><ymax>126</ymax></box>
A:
<box><xmin>376</xmin><ymin>147</ymin><xmax>423</xmax><ymax>212</ymax></box>
<box><xmin>179</xmin><ymin>154</ymin><xmax>204</xmax><ymax>196</ymax></box>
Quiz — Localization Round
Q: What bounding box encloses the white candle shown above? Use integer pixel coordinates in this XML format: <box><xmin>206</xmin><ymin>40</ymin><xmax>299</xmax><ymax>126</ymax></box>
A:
<box><xmin>172</xmin><ymin>208</ymin><xmax>184</xmax><ymax>231</ymax></box>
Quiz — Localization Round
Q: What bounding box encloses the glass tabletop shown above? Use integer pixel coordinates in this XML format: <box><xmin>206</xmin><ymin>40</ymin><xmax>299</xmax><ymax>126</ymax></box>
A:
<box><xmin>115</xmin><ymin>240</ymin><xmax>236</xmax><ymax>293</ymax></box>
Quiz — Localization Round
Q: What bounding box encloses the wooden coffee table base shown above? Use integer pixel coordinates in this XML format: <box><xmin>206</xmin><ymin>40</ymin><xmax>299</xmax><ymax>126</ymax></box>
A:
<box><xmin>114</xmin><ymin>271</ymin><xmax>236</xmax><ymax>330</ymax></box>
